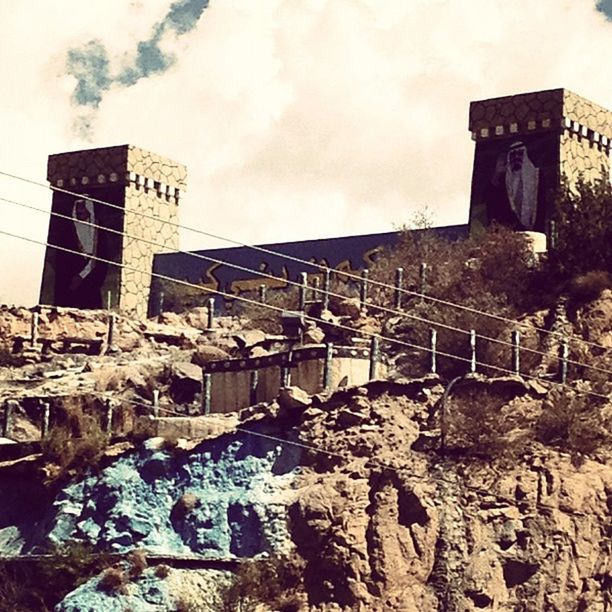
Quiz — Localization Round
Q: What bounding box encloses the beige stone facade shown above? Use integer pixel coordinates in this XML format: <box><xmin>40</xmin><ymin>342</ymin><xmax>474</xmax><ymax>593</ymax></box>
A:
<box><xmin>43</xmin><ymin>145</ymin><xmax>186</xmax><ymax>318</ymax></box>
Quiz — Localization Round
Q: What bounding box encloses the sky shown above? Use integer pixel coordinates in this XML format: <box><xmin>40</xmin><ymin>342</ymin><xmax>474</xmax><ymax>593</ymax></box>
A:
<box><xmin>1</xmin><ymin>0</ymin><xmax>612</xmax><ymax>305</ymax></box>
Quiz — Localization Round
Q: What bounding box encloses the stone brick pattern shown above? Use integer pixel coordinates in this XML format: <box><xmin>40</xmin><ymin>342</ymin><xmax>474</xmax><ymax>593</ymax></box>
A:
<box><xmin>44</xmin><ymin>145</ymin><xmax>186</xmax><ymax>318</ymax></box>
<box><xmin>47</xmin><ymin>144</ymin><xmax>187</xmax><ymax>194</ymax></box>
<box><xmin>121</xmin><ymin>182</ymin><xmax>180</xmax><ymax>317</ymax></box>
<box><xmin>469</xmin><ymin>88</ymin><xmax>611</xmax><ymax>187</ymax></box>
<box><xmin>469</xmin><ymin>88</ymin><xmax>612</xmax><ymax>141</ymax></box>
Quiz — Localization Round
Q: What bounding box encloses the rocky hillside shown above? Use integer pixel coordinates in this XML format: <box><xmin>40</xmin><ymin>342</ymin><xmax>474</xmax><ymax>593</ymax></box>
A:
<box><xmin>0</xmin><ymin>291</ymin><xmax>610</xmax><ymax>611</ymax></box>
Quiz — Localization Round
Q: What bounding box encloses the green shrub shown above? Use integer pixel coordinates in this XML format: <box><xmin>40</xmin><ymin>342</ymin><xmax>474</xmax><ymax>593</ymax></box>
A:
<box><xmin>548</xmin><ymin>178</ymin><xmax>612</xmax><ymax>279</ymax></box>
<box><xmin>567</xmin><ymin>270</ymin><xmax>611</xmax><ymax>307</ymax></box>
<box><xmin>370</xmin><ymin>223</ymin><xmax>540</xmax><ymax>378</ymax></box>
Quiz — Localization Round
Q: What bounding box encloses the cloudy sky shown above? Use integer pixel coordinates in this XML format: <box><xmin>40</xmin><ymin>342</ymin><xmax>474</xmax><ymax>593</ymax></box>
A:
<box><xmin>1</xmin><ymin>0</ymin><xmax>612</xmax><ymax>305</ymax></box>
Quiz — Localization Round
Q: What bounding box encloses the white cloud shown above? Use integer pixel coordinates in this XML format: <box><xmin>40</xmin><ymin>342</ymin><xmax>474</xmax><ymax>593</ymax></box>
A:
<box><xmin>1</xmin><ymin>0</ymin><xmax>611</xmax><ymax>305</ymax></box>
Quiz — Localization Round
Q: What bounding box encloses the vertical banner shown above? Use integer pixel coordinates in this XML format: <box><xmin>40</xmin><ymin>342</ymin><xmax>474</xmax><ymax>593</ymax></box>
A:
<box><xmin>469</xmin><ymin>132</ymin><xmax>560</xmax><ymax>235</ymax></box>
<box><xmin>40</xmin><ymin>185</ymin><xmax>125</xmax><ymax>309</ymax></box>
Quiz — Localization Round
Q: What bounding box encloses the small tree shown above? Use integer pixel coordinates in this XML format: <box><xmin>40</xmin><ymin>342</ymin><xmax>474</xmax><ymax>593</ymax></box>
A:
<box><xmin>548</xmin><ymin>178</ymin><xmax>612</xmax><ymax>278</ymax></box>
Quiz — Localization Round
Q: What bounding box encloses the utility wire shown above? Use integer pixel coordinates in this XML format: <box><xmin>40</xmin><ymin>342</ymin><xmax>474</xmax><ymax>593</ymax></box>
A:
<box><xmin>0</xmin><ymin>226</ymin><xmax>609</xmax><ymax>401</ymax></box>
<box><xmin>1</xmin><ymin>194</ymin><xmax>610</xmax><ymax>379</ymax></box>
<box><xmin>0</xmin><ymin>169</ymin><xmax>608</xmax><ymax>352</ymax></box>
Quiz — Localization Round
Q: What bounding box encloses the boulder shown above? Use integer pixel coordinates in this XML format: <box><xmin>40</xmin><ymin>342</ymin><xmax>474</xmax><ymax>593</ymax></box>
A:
<box><xmin>249</xmin><ymin>346</ymin><xmax>269</xmax><ymax>358</ymax></box>
<box><xmin>183</xmin><ymin>307</ymin><xmax>212</xmax><ymax>331</ymax></box>
<box><xmin>191</xmin><ymin>345</ymin><xmax>231</xmax><ymax>366</ymax></box>
<box><xmin>278</xmin><ymin>386</ymin><xmax>311</xmax><ymax>413</ymax></box>
<box><xmin>335</xmin><ymin>297</ymin><xmax>362</xmax><ymax>320</ymax></box>
<box><xmin>169</xmin><ymin>362</ymin><xmax>202</xmax><ymax>404</ymax></box>
<box><xmin>303</xmin><ymin>325</ymin><xmax>325</xmax><ymax>344</ymax></box>
<box><xmin>233</xmin><ymin>329</ymin><xmax>267</xmax><ymax>350</ymax></box>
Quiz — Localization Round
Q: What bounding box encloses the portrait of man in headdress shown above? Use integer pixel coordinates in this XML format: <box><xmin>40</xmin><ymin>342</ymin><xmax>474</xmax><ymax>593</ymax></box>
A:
<box><xmin>54</xmin><ymin>194</ymin><xmax>108</xmax><ymax>308</ymax></box>
<box><xmin>486</xmin><ymin>140</ymin><xmax>540</xmax><ymax>231</ymax></box>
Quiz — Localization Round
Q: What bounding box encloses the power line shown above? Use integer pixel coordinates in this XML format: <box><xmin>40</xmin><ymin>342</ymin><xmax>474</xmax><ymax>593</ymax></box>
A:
<box><xmin>0</xmin><ymin>226</ymin><xmax>608</xmax><ymax>401</ymax></box>
<box><xmin>1</xmin><ymin>193</ymin><xmax>610</xmax><ymax>379</ymax></box>
<box><xmin>0</xmin><ymin>168</ymin><xmax>608</xmax><ymax>352</ymax></box>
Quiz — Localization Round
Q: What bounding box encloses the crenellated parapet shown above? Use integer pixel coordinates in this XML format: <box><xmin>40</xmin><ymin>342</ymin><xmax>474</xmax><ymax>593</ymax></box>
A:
<box><xmin>47</xmin><ymin>144</ymin><xmax>187</xmax><ymax>202</ymax></box>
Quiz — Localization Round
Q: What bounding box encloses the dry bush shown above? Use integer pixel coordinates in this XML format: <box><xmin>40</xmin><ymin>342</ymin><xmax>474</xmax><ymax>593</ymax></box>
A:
<box><xmin>98</xmin><ymin>566</ymin><xmax>128</xmax><ymax>595</ymax></box>
<box><xmin>128</xmin><ymin>549</ymin><xmax>148</xmax><ymax>579</ymax></box>
<box><xmin>0</xmin><ymin>346</ymin><xmax>25</xmax><ymax>368</ymax></box>
<box><xmin>216</xmin><ymin>554</ymin><xmax>305</xmax><ymax>612</ymax></box>
<box><xmin>154</xmin><ymin>564</ymin><xmax>170</xmax><ymax>579</ymax></box>
<box><xmin>152</xmin><ymin>277</ymin><xmax>214</xmax><ymax>314</ymax></box>
<box><xmin>0</xmin><ymin>542</ymin><xmax>113</xmax><ymax>610</ymax></box>
<box><xmin>41</xmin><ymin>398</ymin><xmax>108</xmax><ymax>478</ymax></box>
<box><xmin>233</xmin><ymin>286</ymin><xmax>301</xmax><ymax>333</ymax></box>
<box><xmin>537</xmin><ymin>390</ymin><xmax>611</xmax><ymax>455</ymax></box>
<box><xmin>443</xmin><ymin>386</ymin><xmax>536</xmax><ymax>456</ymax></box>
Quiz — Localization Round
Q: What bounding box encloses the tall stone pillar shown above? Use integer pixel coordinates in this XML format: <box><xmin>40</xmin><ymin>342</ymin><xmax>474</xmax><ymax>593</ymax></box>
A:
<box><xmin>468</xmin><ymin>88</ymin><xmax>612</xmax><ymax>235</ymax></box>
<box><xmin>40</xmin><ymin>144</ymin><xmax>186</xmax><ymax>318</ymax></box>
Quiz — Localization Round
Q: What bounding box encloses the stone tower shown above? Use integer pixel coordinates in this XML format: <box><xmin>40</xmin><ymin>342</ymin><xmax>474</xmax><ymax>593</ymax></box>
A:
<box><xmin>468</xmin><ymin>88</ymin><xmax>612</xmax><ymax>235</ymax></box>
<box><xmin>40</xmin><ymin>144</ymin><xmax>186</xmax><ymax>318</ymax></box>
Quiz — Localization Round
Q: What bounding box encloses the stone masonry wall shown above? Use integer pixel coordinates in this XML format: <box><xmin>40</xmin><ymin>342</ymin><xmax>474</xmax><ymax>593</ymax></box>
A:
<box><xmin>45</xmin><ymin>145</ymin><xmax>186</xmax><ymax>318</ymax></box>
<box><xmin>469</xmin><ymin>88</ymin><xmax>612</xmax><ymax>185</ymax></box>
<box><xmin>121</xmin><ymin>146</ymin><xmax>185</xmax><ymax>317</ymax></box>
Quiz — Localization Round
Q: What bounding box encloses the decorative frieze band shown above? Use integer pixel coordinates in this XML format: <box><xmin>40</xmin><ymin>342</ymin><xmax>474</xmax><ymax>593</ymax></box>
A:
<box><xmin>472</xmin><ymin>116</ymin><xmax>611</xmax><ymax>151</ymax></box>
<box><xmin>202</xmin><ymin>345</ymin><xmax>371</xmax><ymax>374</ymax></box>
<box><xmin>52</xmin><ymin>172</ymin><xmax>182</xmax><ymax>201</ymax></box>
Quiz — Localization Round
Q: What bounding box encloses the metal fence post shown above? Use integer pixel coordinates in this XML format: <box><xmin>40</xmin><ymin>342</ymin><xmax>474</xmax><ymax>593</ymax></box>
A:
<box><xmin>322</xmin><ymin>268</ymin><xmax>331</xmax><ymax>311</ymax></box>
<box><xmin>549</xmin><ymin>220</ymin><xmax>557</xmax><ymax>251</ymax></box>
<box><xmin>41</xmin><ymin>402</ymin><xmax>50</xmax><ymax>439</ymax></box>
<box><xmin>419</xmin><ymin>262</ymin><xmax>428</xmax><ymax>302</ymax></box>
<box><xmin>105</xmin><ymin>400</ymin><xmax>113</xmax><ymax>437</ymax></box>
<box><xmin>558</xmin><ymin>340</ymin><xmax>569</xmax><ymax>383</ymax></box>
<box><xmin>3</xmin><ymin>400</ymin><xmax>15</xmax><ymax>438</ymax></box>
<box><xmin>430</xmin><ymin>328</ymin><xmax>438</xmax><ymax>374</ymax></box>
<box><xmin>369</xmin><ymin>336</ymin><xmax>379</xmax><ymax>380</ymax></box>
<box><xmin>158</xmin><ymin>291</ymin><xmax>165</xmax><ymax>315</ymax></box>
<box><xmin>394</xmin><ymin>267</ymin><xmax>404</xmax><ymax>309</ymax></box>
<box><xmin>511</xmin><ymin>330</ymin><xmax>521</xmax><ymax>375</ymax></box>
<box><xmin>107</xmin><ymin>313</ymin><xmax>116</xmax><ymax>347</ymax></box>
<box><xmin>469</xmin><ymin>329</ymin><xmax>477</xmax><ymax>373</ymax></box>
<box><xmin>203</xmin><ymin>373</ymin><xmax>212</xmax><ymax>415</ymax></box>
<box><xmin>106</xmin><ymin>290</ymin><xmax>112</xmax><ymax>311</ymax></box>
<box><xmin>207</xmin><ymin>297</ymin><xmax>215</xmax><ymax>329</ymax></box>
<box><xmin>259</xmin><ymin>284</ymin><xmax>267</xmax><ymax>304</ymax></box>
<box><xmin>298</xmin><ymin>272</ymin><xmax>308</xmax><ymax>311</ymax></box>
<box><xmin>281</xmin><ymin>351</ymin><xmax>293</xmax><ymax>387</ymax></box>
<box><xmin>360</xmin><ymin>269</ymin><xmax>369</xmax><ymax>310</ymax></box>
<box><xmin>323</xmin><ymin>343</ymin><xmax>334</xmax><ymax>391</ymax></box>
<box><xmin>249</xmin><ymin>370</ymin><xmax>259</xmax><ymax>405</ymax></box>
<box><xmin>152</xmin><ymin>390</ymin><xmax>160</xmax><ymax>417</ymax></box>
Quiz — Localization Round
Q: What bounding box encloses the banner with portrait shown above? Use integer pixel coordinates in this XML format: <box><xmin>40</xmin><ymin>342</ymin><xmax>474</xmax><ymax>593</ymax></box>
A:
<box><xmin>469</xmin><ymin>132</ymin><xmax>559</xmax><ymax>235</ymax></box>
<box><xmin>40</xmin><ymin>186</ymin><xmax>125</xmax><ymax>309</ymax></box>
